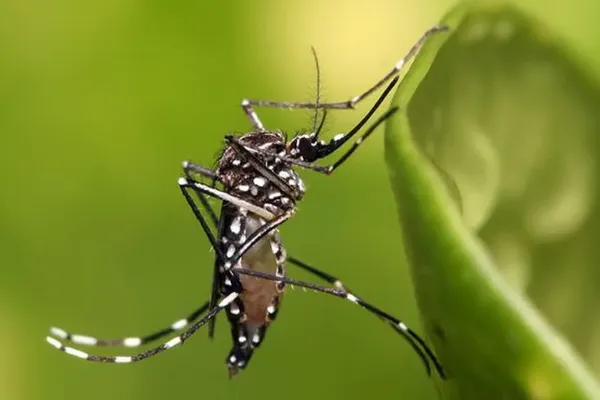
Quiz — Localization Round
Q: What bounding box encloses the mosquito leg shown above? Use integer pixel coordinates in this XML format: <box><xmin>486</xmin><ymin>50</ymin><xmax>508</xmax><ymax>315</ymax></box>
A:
<box><xmin>242</xmin><ymin>26</ymin><xmax>447</xmax><ymax>112</ymax></box>
<box><xmin>238</xmin><ymin>77</ymin><xmax>399</xmax><ymax>175</ymax></box>
<box><xmin>243</xmin><ymin>105</ymin><xmax>399</xmax><ymax>176</ymax></box>
<box><xmin>320</xmin><ymin>106</ymin><xmax>399</xmax><ymax>174</ymax></box>
<box><xmin>232</xmin><ymin>268</ymin><xmax>445</xmax><ymax>378</ymax></box>
<box><xmin>49</xmin><ymin>301</ymin><xmax>210</xmax><ymax>349</ymax></box>
<box><xmin>183</xmin><ymin>189</ymin><xmax>345</xmax><ymax>293</ymax></box>
<box><xmin>287</xmin><ymin>256</ymin><xmax>348</xmax><ymax>290</ymax></box>
<box><xmin>286</xmin><ymin>255</ymin><xmax>446</xmax><ymax>377</ymax></box>
<box><xmin>46</xmin><ymin>293</ymin><xmax>239</xmax><ymax>363</ymax></box>
<box><xmin>182</xmin><ymin>161</ymin><xmax>220</xmax><ymax>180</ymax></box>
<box><xmin>179</xmin><ymin>176</ymin><xmax>240</xmax><ymax>339</ymax></box>
<box><xmin>179</xmin><ymin>182</ymin><xmax>226</xmax><ymax>261</ymax></box>
<box><xmin>179</xmin><ymin>172</ymin><xmax>286</xmax><ymax>339</ymax></box>
<box><xmin>241</xmin><ymin>99</ymin><xmax>266</xmax><ymax>132</ymax></box>
<box><xmin>178</xmin><ymin>177</ymin><xmax>275</xmax><ymax>221</ymax></box>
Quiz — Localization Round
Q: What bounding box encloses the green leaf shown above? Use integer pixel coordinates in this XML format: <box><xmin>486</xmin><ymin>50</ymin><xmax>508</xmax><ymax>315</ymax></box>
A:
<box><xmin>385</xmin><ymin>2</ymin><xmax>600</xmax><ymax>399</ymax></box>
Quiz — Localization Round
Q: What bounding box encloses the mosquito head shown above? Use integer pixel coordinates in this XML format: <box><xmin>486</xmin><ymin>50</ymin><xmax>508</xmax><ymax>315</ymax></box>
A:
<box><xmin>287</xmin><ymin>105</ymin><xmax>329</xmax><ymax>162</ymax></box>
<box><xmin>287</xmin><ymin>133</ymin><xmax>316</xmax><ymax>162</ymax></box>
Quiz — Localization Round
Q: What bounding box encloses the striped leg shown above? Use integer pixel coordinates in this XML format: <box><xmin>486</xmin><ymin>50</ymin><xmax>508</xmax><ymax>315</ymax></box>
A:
<box><xmin>233</xmin><ymin>268</ymin><xmax>445</xmax><ymax>379</ymax></box>
<box><xmin>45</xmin><ymin>293</ymin><xmax>239</xmax><ymax>363</ymax></box>
<box><xmin>287</xmin><ymin>256</ymin><xmax>348</xmax><ymax>290</ymax></box>
<box><xmin>178</xmin><ymin>177</ymin><xmax>275</xmax><ymax>221</ymax></box>
<box><xmin>49</xmin><ymin>302</ymin><xmax>210</xmax><ymax>349</ymax></box>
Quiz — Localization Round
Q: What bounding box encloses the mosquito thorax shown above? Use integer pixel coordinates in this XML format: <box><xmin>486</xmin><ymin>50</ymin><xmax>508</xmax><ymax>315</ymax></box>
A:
<box><xmin>217</xmin><ymin>132</ymin><xmax>306</xmax><ymax>209</ymax></box>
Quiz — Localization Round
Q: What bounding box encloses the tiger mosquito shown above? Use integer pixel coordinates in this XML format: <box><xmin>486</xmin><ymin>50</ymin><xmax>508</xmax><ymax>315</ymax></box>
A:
<box><xmin>46</xmin><ymin>25</ymin><xmax>448</xmax><ymax>379</ymax></box>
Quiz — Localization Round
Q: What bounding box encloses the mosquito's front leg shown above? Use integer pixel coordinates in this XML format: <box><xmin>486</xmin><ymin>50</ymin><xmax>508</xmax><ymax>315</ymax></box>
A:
<box><xmin>241</xmin><ymin>25</ymin><xmax>448</xmax><ymax>114</ymax></box>
<box><xmin>241</xmin><ymin>99</ymin><xmax>266</xmax><ymax>132</ymax></box>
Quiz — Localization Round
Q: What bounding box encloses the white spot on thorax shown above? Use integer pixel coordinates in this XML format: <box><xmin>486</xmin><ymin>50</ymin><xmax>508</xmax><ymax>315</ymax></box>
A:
<box><xmin>253</xmin><ymin>177</ymin><xmax>267</xmax><ymax>187</ymax></box>
<box><xmin>230</xmin><ymin>217</ymin><xmax>241</xmax><ymax>234</ymax></box>
<box><xmin>226</xmin><ymin>244</ymin><xmax>236</xmax><ymax>258</ymax></box>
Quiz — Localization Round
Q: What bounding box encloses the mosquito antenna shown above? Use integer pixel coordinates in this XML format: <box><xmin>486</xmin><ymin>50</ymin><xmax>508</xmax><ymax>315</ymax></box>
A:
<box><xmin>310</xmin><ymin>46</ymin><xmax>321</xmax><ymax>137</ymax></box>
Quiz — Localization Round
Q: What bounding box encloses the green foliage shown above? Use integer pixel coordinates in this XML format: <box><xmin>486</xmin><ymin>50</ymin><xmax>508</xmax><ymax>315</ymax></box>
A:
<box><xmin>386</xmin><ymin>2</ymin><xmax>600</xmax><ymax>398</ymax></box>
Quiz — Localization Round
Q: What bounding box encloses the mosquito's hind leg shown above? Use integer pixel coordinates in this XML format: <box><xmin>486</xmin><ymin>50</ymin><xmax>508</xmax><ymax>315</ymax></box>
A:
<box><xmin>233</xmin><ymin>268</ymin><xmax>445</xmax><ymax>379</ymax></box>
<box><xmin>46</xmin><ymin>293</ymin><xmax>239</xmax><ymax>364</ymax></box>
<box><xmin>49</xmin><ymin>302</ymin><xmax>210</xmax><ymax>350</ymax></box>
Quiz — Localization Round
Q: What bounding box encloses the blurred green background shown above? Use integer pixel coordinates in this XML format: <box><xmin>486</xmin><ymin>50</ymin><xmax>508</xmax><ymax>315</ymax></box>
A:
<box><xmin>2</xmin><ymin>1</ymin><xmax>600</xmax><ymax>399</ymax></box>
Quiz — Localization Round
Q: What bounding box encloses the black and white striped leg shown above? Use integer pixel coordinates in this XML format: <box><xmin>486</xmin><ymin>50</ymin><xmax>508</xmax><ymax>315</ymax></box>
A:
<box><xmin>178</xmin><ymin>177</ymin><xmax>275</xmax><ymax>221</ymax></box>
<box><xmin>287</xmin><ymin>256</ymin><xmax>347</xmax><ymax>290</ymax></box>
<box><xmin>232</xmin><ymin>268</ymin><xmax>445</xmax><ymax>379</ymax></box>
<box><xmin>286</xmin><ymin>256</ymin><xmax>447</xmax><ymax>376</ymax></box>
<box><xmin>241</xmin><ymin>99</ymin><xmax>266</xmax><ymax>132</ymax></box>
<box><xmin>45</xmin><ymin>293</ymin><xmax>239</xmax><ymax>363</ymax></box>
<box><xmin>49</xmin><ymin>302</ymin><xmax>210</xmax><ymax>349</ymax></box>
<box><xmin>241</xmin><ymin>26</ymin><xmax>447</xmax><ymax>112</ymax></box>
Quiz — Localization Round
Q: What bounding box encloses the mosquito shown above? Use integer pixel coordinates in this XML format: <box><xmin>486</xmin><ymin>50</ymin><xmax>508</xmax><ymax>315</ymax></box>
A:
<box><xmin>46</xmin><ymin>25</ymin><xmax>448</xmax><ymax>379</ymax></box>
